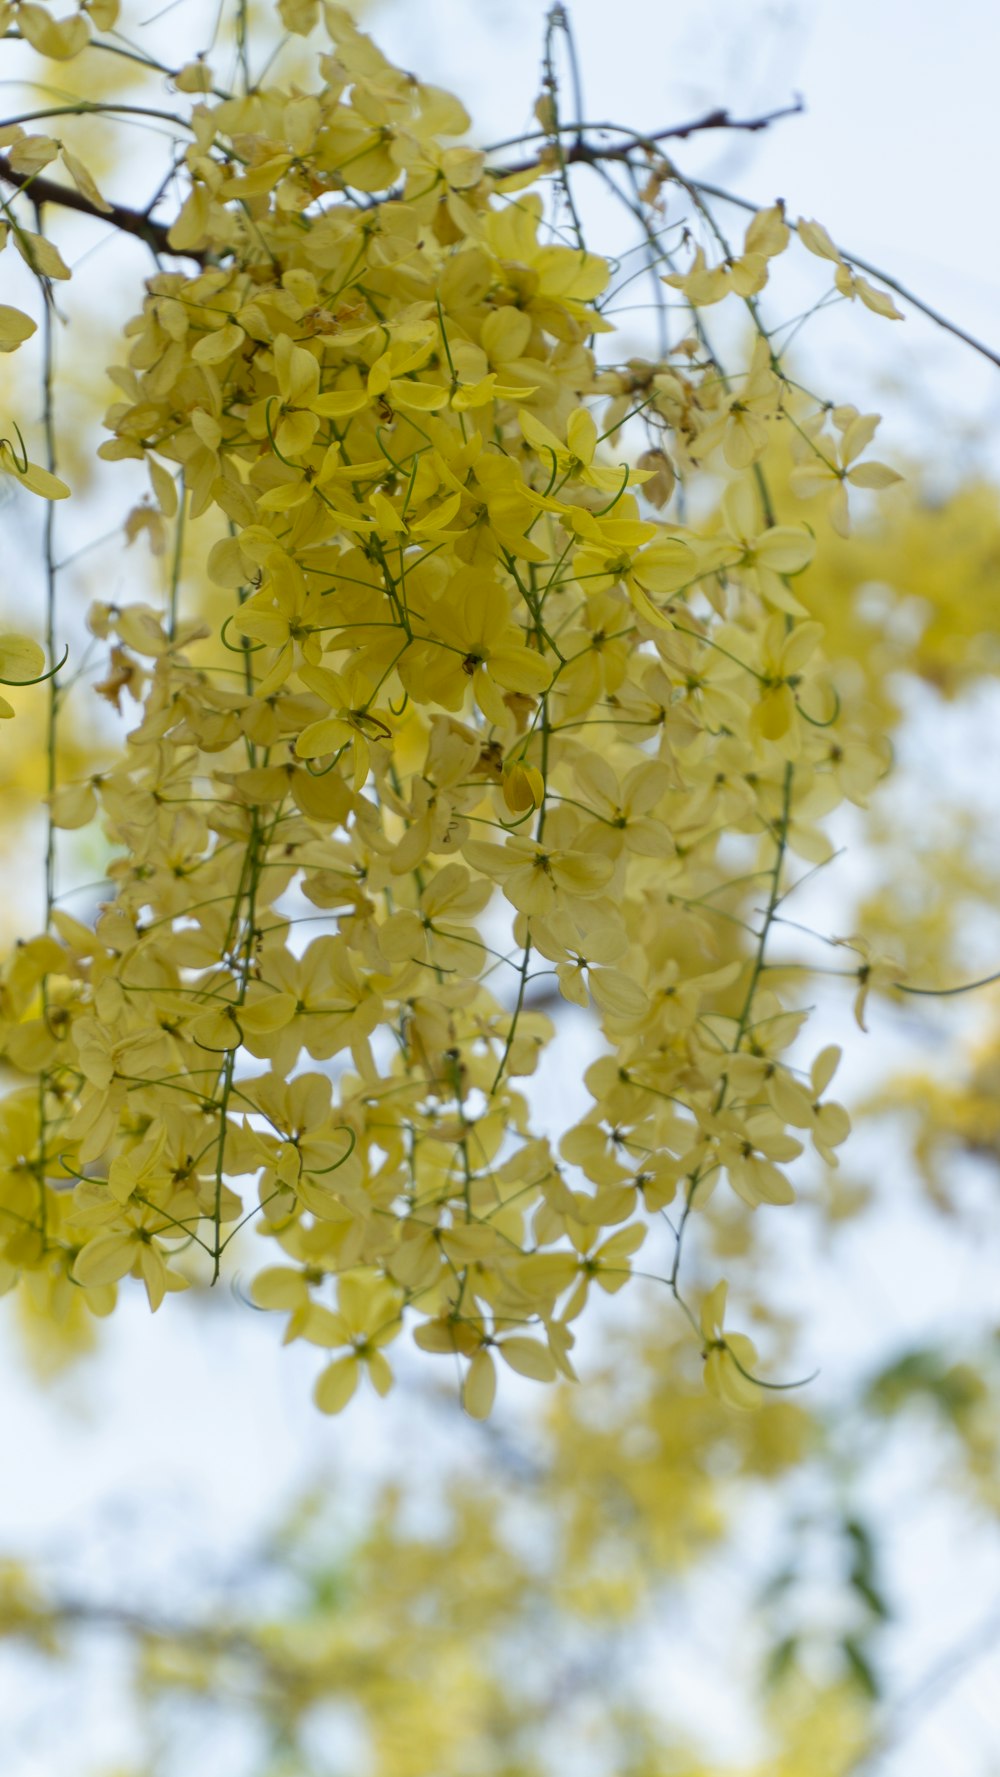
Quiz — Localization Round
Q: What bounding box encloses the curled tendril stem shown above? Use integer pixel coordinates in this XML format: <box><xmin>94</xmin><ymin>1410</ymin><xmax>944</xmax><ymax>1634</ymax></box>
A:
<box><xmin>356</xmin><ymin>709</ymin><xmax>392</xmax><ymax>740</ymax></box>
<box><xmin>896</xmin><ymin>967</ymin><xmax>1000</xmax><ymax>999</ymax></box>
<box><xmin>591</xmin><ymin>462</ymin><xmax>630</xmax><ymax>516</ymax></box>
<box><xmin>498</xmin><ymin>806</ymin><xmax>536</xmax><ymax>832</ymax></box>
<box><xmin>375</xmin><ymin>425</ymin><xmax>409</xmax><ymax>475</ymax></box>
<box><xmin>304</xmin><ymin>741</ymin><xmax>350</xmax><ymax>777</ymax></box>
<box><xmin>541</xmin><ymin>445</ymin><xmax>560</xmax><ymax>498</ymax></box>
<box><xmin>797</xmin><ymin>685</ymin><xmax>841</xmax><ymax>728</ymax></box>
<box><xmin>192</xmin><ymin>1017</ymin><xmax>244</xmax><ymax>1053</ymax></box>
<box><xmin>220</xmin><ymin>613</ymin><xmax>266</xmax><ymax>654</ymax></box>
<box><xmin>0</xmin><ymin>641</ymin><xmax>69</xmax><ymax>687</ymax></box>
<box><xmin>711</xmin><ymin>1338</ymin><xmax>821</xmax><ymax>1393</ymax></box>
<box><xmin>301</xmin><ymin>1125</ymin><xmax>358</xmax><ymax>1176</ymax></box>
<box><xmin>56</xmin><ymin>1154</ymin><xmax>90</xmax><ymax>1187</ymax></box>
<box><xmin>263</xmin><ymin>396</ymin><xmax>298</xmax><ymax>468</ymax></box>
<box><xmin>0</xmin><ymin>419</ymin><xmax>30</xmax><ymax>473</ymax></box>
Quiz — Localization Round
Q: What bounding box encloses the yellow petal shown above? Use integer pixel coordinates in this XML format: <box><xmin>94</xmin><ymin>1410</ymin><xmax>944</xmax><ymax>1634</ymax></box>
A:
<box><xmin>72</xmin><ymin>1233</ymin><xmax>136</xmax><ymax>1289</ymax></box>
<box><xmin>16</xmin><ymin>3</ymin><xmax>89</xmax><ymax>57</ymax></box>
<box><xmin>13</xmin><ymin>227</ymin><xmax>71</xmax><ymax>280</ymax></box>
<box><xmin>846</xmin><ymin>461</ymin><xmax>902</xmax><ymax>490</ymax></box>
<box><xmin>312</xmin><ymin>389</ymin><xmax>368</xmax><ymax>417</ymax></box>
<box><xmin>462</xmin><ymin>1350</ymin><xmax>497</xmax><ymax>1418</ymax></box>
<box><xmin>0</xmin><ymin>634</ymin><xmax>45</xmax><ymax>682</ymax></box>
<box><xmin>390</xmin><ymin>380</ymin><xmax>449</xmax><ymax>412</ymax></box>
<box><xmin>796</xmin><ymin>218</ymin><xmax>843</xmax><ymax>264</ymax></box>
<box><xmin>295</xmin><ymin>716</ymin><xmax>353</xmax><ymax>759</ymax></box>
<box><xmin>49</xmin><ymin>783</ymin><xmax>97</xmax><ymax>829</ymax></box>
<box><xmin>753</xmin><ymin>525</ymin><xmax>814</xmax><ymax>574</ymax></box>
<box><xmin>191</xmin><ymin>322</ymin><xmax>244</xmax><ymax>364</ymax></box>
<box><xmin>0</xmin><ymin>306</ymin><xmax>36</xmax><ymax>352</ymax></box>
<box><xmin>313</xmin><ymin>1354</ymin><xmax>360</xmax><ymax>1414</ymax></box>
<box><xmin>1</xmin><ymin>451</ymin><xmax>71</xmax><ymax>500</ymax></box>
<box><xmin>251</xmin><ymin>1267</ymin><xmax>306</xmax><ymax>1310</ymax></box>
<box><xmin>60</xmin><ymin>148</ymin><xmax>113</xmax><ymax>213</ymax></box>
<box><xmin>498</xmin><ymin>1336</ymin><xmax>557</xmax><ymax>1382</ymax></box>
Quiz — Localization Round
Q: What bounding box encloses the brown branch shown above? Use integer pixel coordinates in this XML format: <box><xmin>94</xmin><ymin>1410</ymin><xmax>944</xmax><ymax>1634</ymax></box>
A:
<box><xmin>0</xmin><ymin>153</ymin><xmax>204</xmax><ymax>264</ymax></box>
<box><xmin>486</xmin><ymin>99</ymin><xmax>805</xmax><ymax>179</ymax></box>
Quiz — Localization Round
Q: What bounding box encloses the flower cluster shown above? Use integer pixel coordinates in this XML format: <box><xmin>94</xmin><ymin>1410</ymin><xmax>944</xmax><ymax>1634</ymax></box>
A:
<box><xmin>0</xmin><ymin>5</ymin><xmax>898</xmax><ymax>1414</ymax></box>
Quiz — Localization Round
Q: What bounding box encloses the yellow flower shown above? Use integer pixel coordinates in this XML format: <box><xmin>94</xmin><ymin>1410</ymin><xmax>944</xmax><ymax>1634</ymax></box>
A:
<box><xmin>71</xmin><ymin>1204</ymin><xmax>189</xmax><ymax>1313</ymax></box>
<box><xmin>480</xmin><ymin>192</ymin><xmax>610</xmax><ymax>331</ymax></box>
<box><xmin>401</xmin><ymin>569</ymin><xmax>552</xmax><ymax>727</ymax></box>
<box><xmin>241</xmin><ymin>1071</ymin><xmax>361</xmax><ymax>1210</ymax></box>
<box><xmin>518</xmin><ymin>405</ymin><xmax>629</xmax><ymax>495</ymax></box>
<box><xmin>789</xmin><ymin>407</ymin><xmax>901</xmax><ymax>536</ymax></box>
<box><xmin>309</xmin><ymin>1273</ymin><xmax>403</xmax><ymax>1413</ymax></box>
<box><xmin>571</xmin><ymin>754</ymin><xmax>674</xmax><ymax>859</ymax></box>
<box><xmin>700</xmin><ymin>1281</ymin><xmax>762</xmax><ymax>1409</ymax></box>
<box><xmin>664</xmin><ymin>243</ymin><xmax>766</xmax><ymax>306</ymax></box>
<box><xmin>705</xmin><ymin>1108</ymin><xmax>802</xmax><ymax>1208</ymax></box>
<box><xmin>463</xmin><ymin>834</ymin><xmax>614</xmax><ymax>918</ymax></box>
<box><xmin>692</xmin><ymin>336</ymin><xmax>781</xmax><ymax>469</ymax></box>
<box><xmin>367</xmin><ymin>333</ymin><xmax>451</xmax><ymax>414</ymax></box>
<box><xmin>247</xmin><ymin>332</ymin><xmax>367</xmax><ymax>459</ymax></box>
<box><xmin>714</xmin><ymin>479</ymin><xmax>815</xmax><ymax>617</ymax></box>
<box><xmin>833</xmin><ymin>936</ymin><xmax>904</xmax><ymax>1032</ymax></box>
<box><xmin>766</xmin><ymin>1045</ymin><xmax>851</xmax><ymax>1166</ymax></box>
<box><xmin>570</xmin><ymin>504</ymin><xmax>695</xmax><ymax>630</ymax></box>
<box><xmin>750</xmin><ymin>614</ymin><xmax>826</xmax><ymax>746</ymax></box>
<box><xmin>797</xmin><ymin>217</ymin><xmax>904</xmax><ymax>318</ymax></box>
<box><xmin>238</xmin><ymin>935</ymin><xmax>385</xmax><ymax>1075</ymax></box>
<box><xmin>380</xmin><ymin>863</ymin><xmax>491</xmax><ymax>978</ymax></box>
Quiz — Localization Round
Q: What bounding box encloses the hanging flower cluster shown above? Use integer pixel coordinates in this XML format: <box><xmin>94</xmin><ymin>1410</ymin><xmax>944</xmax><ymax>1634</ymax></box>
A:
<box><xmin>0</xmin><ymin>3</ymin><xmax>903</xmax><ymax>1415</ymax></box>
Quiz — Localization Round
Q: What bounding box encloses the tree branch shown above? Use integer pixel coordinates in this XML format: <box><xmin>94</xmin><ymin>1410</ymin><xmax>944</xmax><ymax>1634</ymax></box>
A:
<box><xmin>486</xmin><ymin>100</ymin><xmax>804</xmax><ymax>178</ymax></box>
<box><xmin>0</xmin><ymin>153</ymin><xmax>204</xmax><ymax>264</ymax></box>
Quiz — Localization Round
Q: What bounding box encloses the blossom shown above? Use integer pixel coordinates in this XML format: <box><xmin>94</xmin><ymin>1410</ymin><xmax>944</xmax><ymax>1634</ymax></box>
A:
<box><xmin>400</xmin><ymin>569</ymin><xmax>552</xmax><ymax>727</ymax></box>
<box><xmin>713</xmin><ymin>478</ymin><xmax>815</xmax><ymax>617</ymax></box>
<box><xmin>789</xmin><ymin>407</ymin><xmax>902</xmax><ymax>536</ymax></box>
<box><xmin>463</xmin><ymin>834</ymin><xmax>614</xmax><ymax>918</ymax></box>
<box><xmin>833</xmin><ymin>937</ymin><xmax>904</xmax><ymax>1032</ymax></box>
<box><xmin>700</xmin><ymin>1282</ymin><xmax>762</xmax><ymax>1410</ymax></box>
<box><xmin>308</xmin><ymin>1273</ymin><xmax>404</xmax><ymax>1412</ymax></box>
